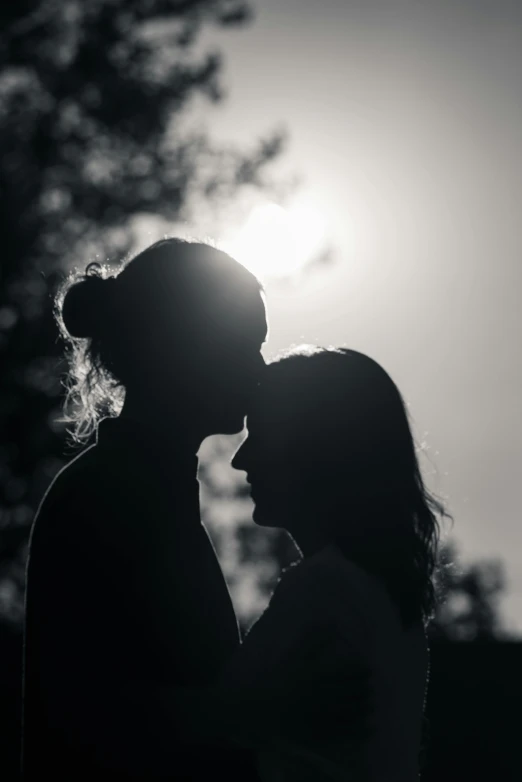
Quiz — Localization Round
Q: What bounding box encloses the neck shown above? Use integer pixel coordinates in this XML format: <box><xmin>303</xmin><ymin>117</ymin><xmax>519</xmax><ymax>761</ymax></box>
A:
<box><xmin>288</xmin><ymin>525</ymin><xmax>332</xmax><ymax>559</ymax></box>
<box><xmin>120</xmin><ymin>390</ymin><xmax>207</xmax><ymax>454</ymax></box>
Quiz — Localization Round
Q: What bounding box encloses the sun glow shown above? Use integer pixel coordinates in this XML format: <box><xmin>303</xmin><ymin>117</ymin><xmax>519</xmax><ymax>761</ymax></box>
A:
<box><xmin>222</xmin><ymin>199</ymin><xmax>327</xmax><ymax>279</ymax></box>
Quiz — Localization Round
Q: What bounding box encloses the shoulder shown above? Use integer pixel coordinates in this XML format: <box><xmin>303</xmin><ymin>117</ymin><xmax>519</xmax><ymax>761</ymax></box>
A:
<box><xmin>31</xmin><ymin>442</ymin><xmax>141</xmax><ymax>551</ymax></box>
<box><xmin>37</xmin><ymin>446</ymin><xmax>112</xmax><ymax>518</ymax></box>
<box><xmin>271</xmin><ymin>546</ymin><xmax>388</xmax><ymax>632</ymax></box>
<box><xmin>266</xmin><ymin>547</ymin><xmax>348</xmax><ymax>618</ymax></box>
<box><xmin>276</xmin><ymin>545</ymin><xmax>371</xmax><ymax>597</ymax></box>
<box><xmin>259</xmin><ymin>548</ymin><xmax>374</xmax><ymax>657</ymax></box>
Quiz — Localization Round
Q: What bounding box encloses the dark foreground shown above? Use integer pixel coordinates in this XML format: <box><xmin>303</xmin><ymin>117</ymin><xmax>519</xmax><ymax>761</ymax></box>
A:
<box><xmin>1</xmin><ymin>623</ymin><xmax>520</xmax><ymax>781</ymax></box>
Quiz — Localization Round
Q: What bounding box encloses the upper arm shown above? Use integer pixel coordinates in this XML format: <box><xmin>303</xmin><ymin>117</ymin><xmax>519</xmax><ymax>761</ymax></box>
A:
<box><xmin>25</xmin><ymin>473</ymin><xmax>195</xmax><ymax>773</ymax></box>
<box><xmin>31</xmin><ymin>467</ymin><xmax>190</xmax><ymax>675</ymax></box>
<box><xmin>29</xmin><ymin>481</ymin><xmax>119</xmax><ymax>670</ymax></box>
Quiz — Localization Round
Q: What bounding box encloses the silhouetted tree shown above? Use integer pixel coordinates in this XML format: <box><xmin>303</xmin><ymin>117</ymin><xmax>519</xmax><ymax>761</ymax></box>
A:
<box><xmin>429</xmin><ymin>542</ymin><xmax>507</xmax><ymax>641</ymax></box>
<box><xmin>0</xmin><ymin>0</ymin><xmax>285</xmax><ymax>624</ymax></box>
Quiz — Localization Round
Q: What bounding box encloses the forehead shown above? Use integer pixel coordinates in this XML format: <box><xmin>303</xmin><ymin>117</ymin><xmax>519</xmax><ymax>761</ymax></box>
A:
<box><xmin>214</xmin><ymin>289</ymin><xmax>268</xmax><ymax>344</ymax></box>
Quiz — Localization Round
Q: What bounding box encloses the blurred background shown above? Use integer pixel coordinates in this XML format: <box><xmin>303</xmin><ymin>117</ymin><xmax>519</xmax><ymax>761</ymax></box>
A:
<box><xmin>1</xmin><ymin>1</ymin><xmax>521</xmax><ymax>779</ymax></box>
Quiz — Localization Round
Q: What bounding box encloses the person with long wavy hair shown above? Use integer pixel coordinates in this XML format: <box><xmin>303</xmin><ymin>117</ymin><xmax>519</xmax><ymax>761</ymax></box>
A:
<box><xmin>220</xmin><ymin>345</ymin><xmax>450</xmax><ymax>781</ymax></box>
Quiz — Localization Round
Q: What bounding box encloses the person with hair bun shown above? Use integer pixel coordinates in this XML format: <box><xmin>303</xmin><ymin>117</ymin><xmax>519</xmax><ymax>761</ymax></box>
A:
<box><xmin>22</xmin><ymin>239</ymin><xmax>368</xmax><ymax>781</ymax></box>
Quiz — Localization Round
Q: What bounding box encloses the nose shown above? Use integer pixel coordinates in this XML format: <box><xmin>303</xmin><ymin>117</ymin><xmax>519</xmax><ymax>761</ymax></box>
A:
<box><xmin>231</xmin><ymin>435</ymin><xmax>249</xmax><ymax>473</ymax></box>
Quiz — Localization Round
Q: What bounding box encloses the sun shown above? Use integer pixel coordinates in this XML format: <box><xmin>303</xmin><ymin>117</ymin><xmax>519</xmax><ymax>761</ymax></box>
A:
<box><xmin>221</xmin><ymin>199</ymin><xmax>326</xmax><ymax>279</ymax></box>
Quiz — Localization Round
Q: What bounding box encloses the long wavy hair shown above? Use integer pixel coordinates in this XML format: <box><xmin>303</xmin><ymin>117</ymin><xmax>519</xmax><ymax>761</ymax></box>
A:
<box><xmin>264</xmin><ymin>345</ymin><xmax>451</xmax><ymax>628</ymax></box>
<box><xmin>55</xmin><ymin>237</ymin><xmax>263</xmax><ymax>444</ymax></box>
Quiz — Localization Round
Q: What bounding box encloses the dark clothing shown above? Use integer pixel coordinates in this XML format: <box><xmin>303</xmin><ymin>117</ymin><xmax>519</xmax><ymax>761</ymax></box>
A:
<box><xmin>22</xmin><ymin>417</ymin><xmax>256</xmax><ymax>780</ymax></box>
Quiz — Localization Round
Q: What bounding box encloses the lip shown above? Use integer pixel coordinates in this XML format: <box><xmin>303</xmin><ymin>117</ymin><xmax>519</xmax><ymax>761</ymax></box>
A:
<box><xmin>245</xmin><ymin>477</ymin><xmax>267</xmax><ymax>503</ymax></box>
<box><xmin>248</xmin><ymin>485</ymin><xmax>259</xmax><ymax>504</ymax></box>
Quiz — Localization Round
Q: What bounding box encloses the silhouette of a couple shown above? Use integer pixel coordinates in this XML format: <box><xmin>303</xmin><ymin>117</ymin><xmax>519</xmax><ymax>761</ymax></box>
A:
<box><xmin>22</xmin><ymin>239</ymin><xmax>445</xmax><ymax>780</ymax></box>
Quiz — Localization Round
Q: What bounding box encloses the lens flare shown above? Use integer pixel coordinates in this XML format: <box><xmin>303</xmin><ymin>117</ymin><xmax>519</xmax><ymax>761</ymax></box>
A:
<box><xmin>223</xmin><ymin>200</ymin><xmax>326</xmax><ymax>279</ymax></box>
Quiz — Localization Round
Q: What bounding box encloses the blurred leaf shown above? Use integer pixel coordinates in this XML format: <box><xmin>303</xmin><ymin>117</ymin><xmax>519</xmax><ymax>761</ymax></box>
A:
<box><xmin>429</xmin><ymin>541</ymin><xmax>507</xmax><ymax>642</ymax></box>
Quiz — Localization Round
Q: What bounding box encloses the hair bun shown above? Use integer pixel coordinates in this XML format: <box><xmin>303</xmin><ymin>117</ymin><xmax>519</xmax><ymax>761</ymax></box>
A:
<box><xmin>62</xmin><ymin>275</ymin><xmax>115</xmax><ymax>339</ymax></box>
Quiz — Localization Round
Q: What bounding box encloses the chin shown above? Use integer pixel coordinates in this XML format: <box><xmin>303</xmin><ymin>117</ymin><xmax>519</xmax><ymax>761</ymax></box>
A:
<box><xmin>252</xmin><ymin>504</ymin><xmax>279</xmax><ymax>529</ymax></box>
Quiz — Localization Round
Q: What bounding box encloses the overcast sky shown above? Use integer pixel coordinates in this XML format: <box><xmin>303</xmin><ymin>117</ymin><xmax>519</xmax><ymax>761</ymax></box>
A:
<box><xmin>192</xmin><ymin>0</ymin><xmax>522</xmax><ymax>633</ymax></box>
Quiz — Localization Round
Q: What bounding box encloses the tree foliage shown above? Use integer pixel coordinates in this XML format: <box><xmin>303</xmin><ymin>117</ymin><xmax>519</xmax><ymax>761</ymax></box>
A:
<box><xmin>0</xmin><ymin>0</ymin><xmax>285</xmax><ymax>622</ymax></box>
<box><xmin>429</xmin><ymin>542</ymin><xmax>507</xmax><ymax>641</ymax></box>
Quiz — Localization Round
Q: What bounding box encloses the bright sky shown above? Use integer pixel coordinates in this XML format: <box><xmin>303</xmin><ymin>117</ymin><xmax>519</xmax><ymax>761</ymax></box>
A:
<box><xmin>187</xmin><ymin>0</ymin><xmax>522</xmax><ymax>633</ymax></box>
